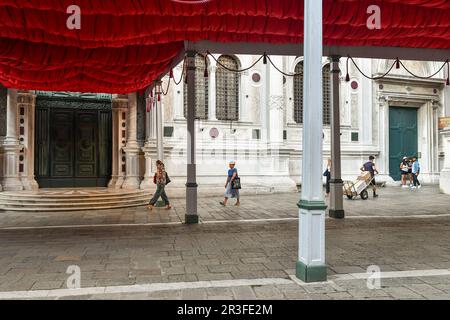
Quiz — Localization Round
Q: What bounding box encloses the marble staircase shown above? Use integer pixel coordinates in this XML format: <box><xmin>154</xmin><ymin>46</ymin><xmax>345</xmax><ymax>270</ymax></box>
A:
<box><xmin>0</xmin><ymin>188</ymin><xmax>149</xmax><ymax>212</ymax></box>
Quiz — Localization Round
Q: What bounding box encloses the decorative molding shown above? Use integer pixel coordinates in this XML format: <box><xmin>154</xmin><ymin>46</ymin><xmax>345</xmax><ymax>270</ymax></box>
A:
<box><xmin>269</xmin><ymin>95</ymin><xmax>284</xmax><ymax>111</ymax></box>
<box><xmin>34</xmin><ymin>91</ymin><xmax>112</xmax><ymax>100</ymax></box>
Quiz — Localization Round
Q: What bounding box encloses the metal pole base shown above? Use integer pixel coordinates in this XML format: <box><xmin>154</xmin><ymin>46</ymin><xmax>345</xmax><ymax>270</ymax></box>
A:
<box><xmin>328</xmin><ymin>209</ymin><xmax>345</xmax><ymax>219</ymax></box>
<box><xmin>185</xmin><ymin>214</ymin><xmax>199</xmax><ymax>225</ymax></box>
<box><xmin>296</xmin><ymin>261</ymin><xmax>327</xmax><ymax>283</ymax></box>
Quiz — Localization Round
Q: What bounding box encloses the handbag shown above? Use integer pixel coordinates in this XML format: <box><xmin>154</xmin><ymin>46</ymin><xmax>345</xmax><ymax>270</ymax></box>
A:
<box><xmin>231</xmin><ymin>177</ymin><xmax>241</xmax><ymax>190</ymax></box>
<box><xmin>165</xmin><ymin>172</ymin><xmax>171</xmax><ymax>185</ymax></box>
<box><xmin>153</xmin><ymin>174</ymin><xmax>157</xmax><ymax>184</ymax></box>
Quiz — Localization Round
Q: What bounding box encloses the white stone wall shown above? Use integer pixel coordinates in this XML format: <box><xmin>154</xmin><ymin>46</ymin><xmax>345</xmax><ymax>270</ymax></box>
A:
<box><xmin>154</xmin><ymin>55</ymin><xmax>448</xmax><ymax>191</ymax></box>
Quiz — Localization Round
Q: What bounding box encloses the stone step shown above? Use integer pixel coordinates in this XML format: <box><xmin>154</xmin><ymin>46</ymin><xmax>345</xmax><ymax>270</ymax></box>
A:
<box><xmin>0</xmin><ymin>189</ymin><xmax>151</xmax><ymax>212</ymax></box>
<box><xmin>0</xmin><ymin>199</ymin><xmax>148</xmax><ymax>212</ymax></box>
<box><xmin>0</xmin><ymin>193</ymin><xmax>149</xmax><ymax>203</ymax></box>
<box><xmin>0</xmin><ymin>190</ymin><xmax>148</xmax><ymax>200</ymax></box>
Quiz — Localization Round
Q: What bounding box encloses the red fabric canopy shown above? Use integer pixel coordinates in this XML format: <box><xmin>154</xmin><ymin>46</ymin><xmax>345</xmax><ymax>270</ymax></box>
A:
<box><xmin>0</xmin><ymin>0</ymin><xmax>449</xmax><ymax>93</ymax></box>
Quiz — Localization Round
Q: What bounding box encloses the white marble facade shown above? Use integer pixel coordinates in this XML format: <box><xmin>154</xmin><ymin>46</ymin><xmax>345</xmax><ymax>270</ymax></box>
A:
<box><xmin>0</xmin><ymin>56</ymin><xmax>449</xmax><ymax>195</ymax></box>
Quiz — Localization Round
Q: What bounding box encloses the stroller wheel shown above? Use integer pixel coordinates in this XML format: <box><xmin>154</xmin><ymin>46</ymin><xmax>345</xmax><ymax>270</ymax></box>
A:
<box><xmin>360</xmin><ymin>190</ymin><xmax>369</xmax><ymax>200</ymax></box>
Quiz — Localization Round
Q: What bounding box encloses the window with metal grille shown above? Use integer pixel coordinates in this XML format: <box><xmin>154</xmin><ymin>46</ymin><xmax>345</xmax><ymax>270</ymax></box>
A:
<box><xmin>293</xmin><ymin>62</ymin><xmax>304</xmax><ymax>124</ymax></box>
<box><xmin>322</xmin><ymin>64</ymin><xmax>331</xmax><ymax>125</ymax></box>
<box><xmin>216</xmin><ymin>55</ymin><xmax>239</xmax><ymax>121</ymax></box>
<box><xmin>184</xmin><ymin>54</ymin><xmax>209</xmax><ymax>120</ymax></box>
<box><xmin>293</xmin><ymin>62</ymin><xmax>332</xmax><ymax>125</ymax></box>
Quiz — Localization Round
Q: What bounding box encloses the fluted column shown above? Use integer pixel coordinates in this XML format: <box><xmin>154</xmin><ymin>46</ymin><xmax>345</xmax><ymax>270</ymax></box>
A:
<box><xmin>18</xmin><ymin>91</ymin><xmax>39</xmax><ymax>190</ymax></box>
<box><xmin>0</xmin><ymin>89</ymin><xmax>24</xmax><ymax>191</ymax></box>
<box><xmin>141</xmin><ymin>89</ymin><xmax>157</xmax><ymax>190</ymax></box>
<box><xmin>122</xmin><ymin>93</ymin><xmax>142</xmax><ymax>190</ymax></box>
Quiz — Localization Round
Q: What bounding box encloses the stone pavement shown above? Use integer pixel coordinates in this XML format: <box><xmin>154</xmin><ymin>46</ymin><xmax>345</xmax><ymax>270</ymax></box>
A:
<box><xmin>1</xmin><ymin>212</ymin><xmax>450</xmax><ymax>299</ymax></box>
<box><xmin>0</xmin><ymin>186</ymin><xmax>448</xmax><ymax>229</ymax></box>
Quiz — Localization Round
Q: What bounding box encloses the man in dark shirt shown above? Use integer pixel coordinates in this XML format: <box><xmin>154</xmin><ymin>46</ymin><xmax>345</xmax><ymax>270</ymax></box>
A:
<box><xmin>360</xmin><ymin>155</ymin><xmax>379</xmax><ymax>198</ymax></box>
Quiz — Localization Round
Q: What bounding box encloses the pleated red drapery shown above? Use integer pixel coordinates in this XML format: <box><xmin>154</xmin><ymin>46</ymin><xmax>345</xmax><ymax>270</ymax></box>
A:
<box><xmin>0</xmin><ymin>0</ymin><xmax>449</xmax><ymax>93</ymax></box>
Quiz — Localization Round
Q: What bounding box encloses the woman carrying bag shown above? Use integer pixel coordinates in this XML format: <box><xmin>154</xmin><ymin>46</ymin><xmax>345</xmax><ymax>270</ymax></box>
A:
<box><xmin>220</xmin><ymin>161</ymin><xmax>241</xmax><ymax>207</ymax></box>
<box><xmin>147</xmin><ymin>160</ymin><xmax>172</xmax><ymax>210</ymax></box>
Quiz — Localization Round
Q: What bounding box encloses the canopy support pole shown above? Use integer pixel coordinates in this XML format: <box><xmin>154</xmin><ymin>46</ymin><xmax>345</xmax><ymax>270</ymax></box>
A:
<box><xmin>329</xmin><ymin>56</ymin><xmax>345</xmax><ymax>219</ymax></box>
<box><xmin>296</xmin><ymin>0</ymin><xmax>327</xmax><ymax>283</ymax></box>
<box><xmin>155</xmin><ymin>81</ymin><xmax>164</xmax><ymax>162</ymax></box>
<box><xmin>185</xmin><ymin>50</ymin><xmax>199</xmax><ymax>224</ymax></box>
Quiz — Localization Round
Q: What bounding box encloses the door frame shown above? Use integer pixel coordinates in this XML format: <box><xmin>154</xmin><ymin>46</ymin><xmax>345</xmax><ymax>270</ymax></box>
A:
<box><xmin>388</xmin><ymin>106</ymin><xmax>419</xmax><ymax>181</ymax></box>
<box><xmin>379</xmin><ymin>93</ymin><xmax>440</xmax><ymax>184</ymax></box>
<box><xmin>34</xmin><ymin>95</ymin><xmax>113</xmax><ymax>188</ymax></box>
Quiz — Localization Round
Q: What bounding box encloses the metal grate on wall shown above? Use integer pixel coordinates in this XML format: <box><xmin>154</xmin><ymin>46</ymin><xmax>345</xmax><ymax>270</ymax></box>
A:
<box><xmin>293</xmin><ymin>62</ymin><xmax>304</xmax><ymax>124</ymax></box>
<box><xmin>184</xmin><ymin>54</ymin><xmax>209</xmax><ymax>120</ymax></box>
<box><xmin>322</xmin><ymin>64</ymin><xmax>331</xmax><ymax>125</ymax></box>
<box><xmin>216</xmin><ymin>55</ymin><xmax>239</xmax><ymax>121</ymax></box>
<box><xmin>294</xmin><ymin>62</ymin><xmax>331</xmax><ymax>125</ymax></box>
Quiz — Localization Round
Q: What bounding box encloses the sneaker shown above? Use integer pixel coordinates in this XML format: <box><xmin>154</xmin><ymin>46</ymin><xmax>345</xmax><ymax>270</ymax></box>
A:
<box><xmin>402</xmin><ymin>185</ymin><xmax>408</xmax><ymax>189</ymax></box>
<box><xmin>411</xmin><ymin>186</ymin><xmax>416</xmax><ymax>189</ymax></box>
<box><xmin>418</xmin><ymin>185</ymin><xmax>422</xmax><ymax>189</ymax></box>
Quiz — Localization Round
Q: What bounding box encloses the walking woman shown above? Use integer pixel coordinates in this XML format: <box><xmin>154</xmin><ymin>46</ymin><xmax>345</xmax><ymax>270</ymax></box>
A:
<box><xmin>324</xmin><ymin>159</ymin><xmax>332</xmax><ymax>197</ymax></box>
<box><xmin>220</xmin><ymin>161</ymin><xmax>240</xmax><ymax>206</ymax></box>
<box><xmin>147</xmin><ymin>160</ymin><xmax>172</xmax><ymax>210</ymax></box>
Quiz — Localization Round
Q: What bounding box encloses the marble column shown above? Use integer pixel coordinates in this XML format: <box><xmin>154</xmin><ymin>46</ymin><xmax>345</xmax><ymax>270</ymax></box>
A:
<box><xmin>440</xmin><ymin>127</ymin><xmax>450</xmax><ymax>194</ymax></box>
<box><xmin>328</xmin><ymin>56</ymin><xmax>345</xmax><ymax>219</ymax></box>
<box><xmin>141</xmin><ymin>91</ymin><xmax>157</xmax><ymax>190</ymax></box>
<box><xmin>173</xmin><ymin>65</ymin><xmax>185</xmax><ymax>121</ymax></box>
<box><xmin>208</xmin><ymin>64</ymin><xmax>217</xmax><ymax>121</ymax></box>
<box><xmin>185</xmin><ymin>50</ymin><xmax>199</xmax><ymax>224</ymax></box>
<box><xmin>0</xmin><ymin>89</ymin><xmax>24</xmax><ymax>191</ymax></box>
<box><xmin>19</xmin><ymin>91</ymin><xmax>39</xmax><ymax>190</ymax></box>
<box><xmin>155</xmin><ymin>81</ymin><xmax>164</xmax><ymax>162</ymax></box>
<box><xmin>296</xmin><ymin>0</ymin><xmax>327</xmax><ymax>283</ymax></box>
<box><xmin>108</xmin><ymin>95</ymin><xmax>128</xmax><ymax>189</ymax></box>
<box><xmin>122</xmin><ymin>93</ymin><xmax>142</xmax><ymax>190</ymax></box>
<box><xmin>268</xmin><ymin>56</ymin><xmax>285</xmax><ymax>145</ymax></box>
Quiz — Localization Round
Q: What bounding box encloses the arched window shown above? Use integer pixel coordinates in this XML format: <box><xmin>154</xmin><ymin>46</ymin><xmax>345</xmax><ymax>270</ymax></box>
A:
<box><xmin>216</xmin><ymin>55</ymin><xmax>239</xmax><ymax>121</ymax></box>
<box><xmin>293</xmin><ymin>61</ymin><xmax>332</xmax><ymax>125</ymax></box>
<box><xmin>293</xmin><ymin>62</ymin><xmax>304</xmax><ymax>124</ymax></box>
<box><xmin>184</xmin><ymin>54</ymin><xmax>209</xmax><ymax>120</ymax></box>
<box><xmin>322</xmin><ymin>64</ymin><xmax>331</xmax><ymax>125</ymax></box>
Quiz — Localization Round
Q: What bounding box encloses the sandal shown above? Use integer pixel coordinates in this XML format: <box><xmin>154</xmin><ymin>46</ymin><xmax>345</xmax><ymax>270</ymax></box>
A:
<box><xmin>166</xmin><ymin>205</ymin><xmax>172</xmax><ymax>210</ymax></box>
<box><xmin>219</xmin><ymin>201</ymin><xmax>226</xmax><ymax>206</ymax></box>
<box><xmin>146</xmin><ymin>205</ymin><xmax>154</xmax><ymax>210</ymax></box>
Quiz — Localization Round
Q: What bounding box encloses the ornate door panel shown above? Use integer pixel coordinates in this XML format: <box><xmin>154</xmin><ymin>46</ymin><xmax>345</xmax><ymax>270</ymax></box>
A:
<box><xmin>50</xmin><ymin>110</ymin><xmax>74</xmax><ymax>181</ymax></box>
<box><xmin>35</xmin><ymin>97</ymin><xmax>112</xmax><ymax>188</ymax></box>
<box><xmin>389</xmin><ymin>107</ymin><xmax>418</xmax><ymax>181</ymax></box>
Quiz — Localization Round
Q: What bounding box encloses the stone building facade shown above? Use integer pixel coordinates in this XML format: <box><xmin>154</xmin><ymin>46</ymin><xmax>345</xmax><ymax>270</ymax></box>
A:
<box><xmin>0</xmin><ymin>56</ymin><xmax>449</xmax><ymax>195</ymax></box>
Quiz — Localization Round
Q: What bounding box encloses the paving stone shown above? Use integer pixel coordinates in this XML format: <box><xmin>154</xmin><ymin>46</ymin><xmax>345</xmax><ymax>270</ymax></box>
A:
<box><xmin>383</xmin><ymin>287</ymin><xmax>425</xmax><ymax>299</ymax></box>
<box><xmin>181</xmin><ymin>288</ymin><xmax>207</xmax><ymax>300</ymax></box>
<box><xmin>231</xmin><ymin>286</ymin><xmax>257</xmax><ymax>300</ymax></box>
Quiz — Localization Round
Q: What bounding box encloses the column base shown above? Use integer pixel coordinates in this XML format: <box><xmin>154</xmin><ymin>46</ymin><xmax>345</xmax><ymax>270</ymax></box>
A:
<box><xmin>185</xmin><ymin>214</ymin><xmax>199</xmax><ymax>224</ymax></box>
<box><xmin>296</xmin><ymin>261</ymin><xmax>327</xmax><ymax>283</ymax></box>
<box><xmin>328</xmin><ymin>209</ymin><xmax>345</xmax><ymax>219</ymax></box>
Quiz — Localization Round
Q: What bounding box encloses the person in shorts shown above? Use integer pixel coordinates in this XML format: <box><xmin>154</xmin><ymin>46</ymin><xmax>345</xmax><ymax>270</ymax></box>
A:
<box><xmin>400</xmin><ymin>157</ymin><xmax>410</xmax><ymax>188</ymax></box>
<box><xmin>360</xmin><ymin>155</ymin><xmax>379</xmax><ymax>198</ymax></box>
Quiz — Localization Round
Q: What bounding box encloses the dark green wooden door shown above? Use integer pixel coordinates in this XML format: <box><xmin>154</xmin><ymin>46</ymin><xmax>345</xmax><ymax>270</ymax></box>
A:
<box><xmin>389</xmin><ymin>107</ymin><xmax>418</xmax><ymax>181</ymax></box>
<box><xmin>35</xmin><ymin>97</ymin><xmax>112</xmax><ymax>188</ymax></box>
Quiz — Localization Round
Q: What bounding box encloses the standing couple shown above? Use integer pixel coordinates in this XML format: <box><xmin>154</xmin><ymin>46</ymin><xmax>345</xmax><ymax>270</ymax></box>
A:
<box><xmin>400</xmin><ymin>156</ymin><xmax>421</xmax><ymax>189</ymax></box>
